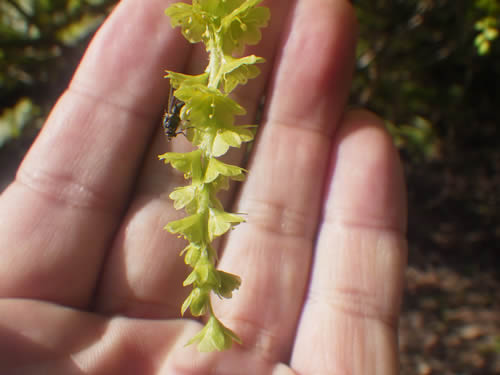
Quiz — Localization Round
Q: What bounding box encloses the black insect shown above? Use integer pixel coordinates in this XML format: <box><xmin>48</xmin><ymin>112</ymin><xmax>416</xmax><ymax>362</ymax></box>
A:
<box><xmin>162</xmin><ymin>87</ymin><xmax>186</xmax><ymax>140</ymax></box>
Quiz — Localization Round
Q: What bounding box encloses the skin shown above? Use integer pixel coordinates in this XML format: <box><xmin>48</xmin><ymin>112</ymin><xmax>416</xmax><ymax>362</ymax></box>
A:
<box><xmin>0</xmin><ymin>0</ymin><xmax>407</xmax><ymax>374</ymax></box>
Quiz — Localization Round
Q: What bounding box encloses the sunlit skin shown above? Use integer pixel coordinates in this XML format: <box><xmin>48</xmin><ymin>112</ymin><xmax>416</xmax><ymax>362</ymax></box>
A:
<box><xmin>0</xmin><ymin>0</ymin><xmax>407</xmax><ymax>374</ymax></box>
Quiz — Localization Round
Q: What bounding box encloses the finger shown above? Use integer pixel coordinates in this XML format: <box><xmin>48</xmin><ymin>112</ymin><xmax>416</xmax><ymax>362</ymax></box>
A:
<box><xmin>0</xmin><ymin>0</ymin><xmax>192</xmax><ymax>308</ymax></box>
<box><xmin>0</xmin><ymin>299</ymin><xmax>198</xmax><ymax>372</ymax></box>
<box><xmin>93</xmin><ymin>0</ymin><xmax>294</xmax><ymax>319</ymax></box>
<box><xmin>290</xmin><ymin>110</ymin><xmax>407</xmax><ymax>374</ymax></box>
<box><xmin>213</xmin><ymin>0</ymin><xmax>357</xmax><ymax>362</ymax></box>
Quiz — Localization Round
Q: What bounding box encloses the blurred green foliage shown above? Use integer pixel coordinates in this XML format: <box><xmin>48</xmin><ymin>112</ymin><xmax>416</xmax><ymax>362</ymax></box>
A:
<box><xmin>386</xmin><ymin>116</ymin><xmax>440</xmax><ymax>160</ymax></box>
<box><xmin>0</xmin><ymin>0</ymin><xmax>115</xmax><ymax>145</ymax></box>
<box><xmin>475</xmin><ymin>0</ymin><xmax>500</xmax><ymax>55</ymax></box>
<box><xmin>352</xmin><ymin>0</ymin><xmax>499</xmax><ymax>161</ymax></box>
<box><xmin>0</xmin><ymin>97</ymin><xmax>37</xmax><ymax>147</ymax></box>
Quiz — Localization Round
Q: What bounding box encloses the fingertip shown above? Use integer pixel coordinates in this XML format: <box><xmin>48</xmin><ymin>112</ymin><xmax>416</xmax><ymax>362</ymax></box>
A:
<box><xmin>71</xmin><ymin>0</ymin><xmax>191</xmax><ymax>113</ymax></box>
<box><xmin>266</xmin><ymin>0</ymin><xmax>358</xmax><ymax>132</ymax></box>
<box><xmin>327</xmin><ymin>108</ymin><xmax>407</xmax><ymax>233</ymax></box>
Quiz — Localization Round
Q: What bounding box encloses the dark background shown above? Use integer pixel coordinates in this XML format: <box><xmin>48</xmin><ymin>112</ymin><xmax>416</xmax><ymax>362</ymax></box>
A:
<box><xmin>1</xmin><ymin>1</ymin><xmax>499</xmax><ymax>373</ymax></box>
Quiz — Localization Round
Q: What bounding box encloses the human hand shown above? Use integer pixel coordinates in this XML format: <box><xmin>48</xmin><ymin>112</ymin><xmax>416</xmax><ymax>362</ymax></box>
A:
<box><xmin>0</xmin><ymin>0</ymin><xmax>407</xmax><ymax>374</ymax></box>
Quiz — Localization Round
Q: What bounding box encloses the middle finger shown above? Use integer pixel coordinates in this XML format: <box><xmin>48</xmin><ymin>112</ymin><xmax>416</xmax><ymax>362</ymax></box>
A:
<box><xmin>212</xmin><ymin>0</ymin><xmax>357</xmax><ymax>363</ymax></box>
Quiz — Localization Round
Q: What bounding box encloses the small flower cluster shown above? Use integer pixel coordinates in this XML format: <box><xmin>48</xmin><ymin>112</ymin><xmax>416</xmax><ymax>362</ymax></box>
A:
<box><xmin>159</xmin><ymin>0</ymin><xmax>270</xmax><ymax>352</ymax></box>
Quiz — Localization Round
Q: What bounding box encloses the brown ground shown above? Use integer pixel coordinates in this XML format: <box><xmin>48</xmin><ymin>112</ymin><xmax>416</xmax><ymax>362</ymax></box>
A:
<box><xmin>400</xmin><ymin>122</ymin><xmax>500</xmax><ymax>374</ymax></box>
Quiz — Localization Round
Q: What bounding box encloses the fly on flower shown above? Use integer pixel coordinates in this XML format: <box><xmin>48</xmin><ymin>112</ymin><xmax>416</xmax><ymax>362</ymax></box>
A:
<box><xmin>162</xmin><ymin>86</ymin><xmax>186</xmax><ymax>140</ymax></box>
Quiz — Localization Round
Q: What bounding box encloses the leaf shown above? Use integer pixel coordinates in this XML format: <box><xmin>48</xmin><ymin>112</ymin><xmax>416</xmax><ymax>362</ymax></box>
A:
<box><xmin>159</xmin><ymin>150</ymin><xmax>203</xmax><ymax>182</ymax></box>
<box><xmin>183</xmin><ymin>257</ymin><xmax>221</xmax><ymax>289</ymax></box>
<box><xmin>186</xmin><ymin>315</ymin><xmax>242</xmax><ymax>352</ymax></box>
<box><xmin>210</xmin><ymin>175</ymin><xmax>230</xmax><ymax>194</ymax></box>
<box><xmin>220</xmin><ymin>0</ymin><xmax>270</xmax><ymax>54</ymax></box>
<box><xmin>198</xmin><ymin>0</ymin><xmax>245</xmax><ymax>17</ymax></box>
<box><xmin>169</xmin><ymin>185</ymin><xmax>197</xmax><ymax>211</ymax></box>
<box><xmin>181</xmin><ymin>287</ymin><xmax>209</xmax><ymax>316</ymax></box>
<box><xmin>221</xmin><ymin>55</ymin><xmax>265</xmax><ymax>93</ymax></box>
<box><xmin>208</xmin><ymin>208</ymin><xmax>245</xmax><ymax>239</ymax></box>
<box><xmin>165</xmin><ymin>2</ymin><xmax>210</xmax><ymax>44</ymax></box>
<box><xmin>215</xmin><ymin>271</ymin><xmax>241</xmax><ymax>298</ymax></box>
<box><xmin>197</xmin><ymin>0</ymin><xmax>225</xmax><ymax>15</ymax></box>
<box><xmin>212</xmin><ymin>126</ymin><xmax>255</xmax><ymax>156</ymax></box>
<box><xmin>176</xmin><ymin>85</ymin><xmax>246</xmax><ymax>130</ymax></box>
<box><xmin>180</xmin><ymin>243</ymin><xmax>202</xmax><ymax>266</ymax></box>
<box><xmin>164</xmin><ymin>71</ymin><xmax>209</xmax><ymax>89</ymax></box>
<box><xmin>174</xmin><ymin>87</ymin><xmax>248</xmax><ymax>154</ymax></box>
<box><xmin>204</xmin><ymin>157</ymin><xmax>246</xmax><ymax>183</ymax></box>
<box><xmin>165</xmin><ymin>213</ymin><xmax>206</xmax><ymax>243</ymax></box>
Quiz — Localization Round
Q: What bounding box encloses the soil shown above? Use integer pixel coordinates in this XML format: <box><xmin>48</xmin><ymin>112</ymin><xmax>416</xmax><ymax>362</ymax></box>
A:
<box><xmin>400</xmin><ymin>133</ymin><xmax>500</xmax><ymax>374</ymax></box>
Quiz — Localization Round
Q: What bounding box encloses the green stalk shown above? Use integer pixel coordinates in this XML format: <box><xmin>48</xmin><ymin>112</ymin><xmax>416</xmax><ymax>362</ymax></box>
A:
<box><xmin>162</xmin><ymin>0</ymin><xmax>270</xmax><ymax>352</ymax></box>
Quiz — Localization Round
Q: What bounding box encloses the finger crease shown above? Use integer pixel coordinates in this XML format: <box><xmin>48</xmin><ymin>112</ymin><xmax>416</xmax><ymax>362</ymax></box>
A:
<box><xmin>263</xmin><ymin>115</ymin><xmax>335</xmax><ymax>139</ymax></box>
<box><xmin>16</xmin><ymin>166</ymin><xmax>120</xmax><ymax>213</ymax></box>
<box><xmin>242</xmin><ymin>198</ymin><xmax>315</xmax><ymax>239</ymax></box>
<box><xmin>306</xmin><ymin>287</ymin><xmax>399</xmax><ymax>331</ymax></box>
<box><xmin>68</xmin><ymin>81</ymin><xmax>158</xmax><ymax>122</ymax></box>
<box><xmin>323</xmin><ymin>213</ymin><xmax>406</xmax><ymax>237</ymax></box>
